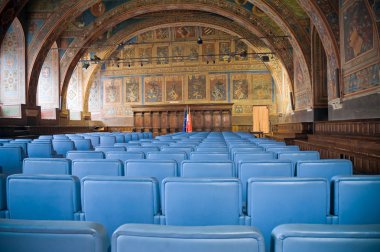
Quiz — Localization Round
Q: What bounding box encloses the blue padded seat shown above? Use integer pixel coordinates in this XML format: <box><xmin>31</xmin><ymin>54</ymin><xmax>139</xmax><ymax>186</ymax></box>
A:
<box><xmin>4</xmin><ymin>142</ymin><xmax>28</xmax><ymax>157</ymax></box>
<box><xmin>27</xmin><ymin>143</ymin><xmax>57</xmax><ymax>158</ymax></box>
<box><xmin>161</xmin><ymin>146</ymin><xmax>194</xmax><ymax>155</ymax></box>
<box><xmin>52</xmin><ymin>140</ymin><xmax>76</xmax><ymax>156</ymax></box>
<box><xmin>0</xmin><ymin>147</ymin><xmax>24</xmax><ymax>176</ymax></box>
<box><xmin>277</xmin><ymin>151</ymin><xmax>320</xmax><ymax>163</ymax></box>
<box><xmin>123</xmin><ymin>134</ymin><xmax>132</xmax><ymax>142</ymax></box>
<box><xmin>265</xmin><ymin>146</ymin><xmax>300</xmax><ymax>156</ymax></box>
<box><xmin>99</xmin><ymin>136</ymin><xmax>116</xmax><ymax>147</ymax></box>
<box><xmin>130</xmin><ymin>133</ymin><xmax>139</xmax><ymax>141</ymax></box>
<box><xmin>72</xmin><ymin>159</ymin><xmax>123</xmax><ymax>180</ymax></box>
<box><xmin>189</xmin><ymin>152</ymin><xmax>229</xmax><ymax>161</ymax></box>
<box><xmin>81</xmin><ymin>176</ymin><xmax>160</xmax><ymax>238</ymax></box>
<box><xmin>272</xmin><ymin>224</ymin><xmax>380</xmax><ymax>252</ymax></box>
<box><xmin>111</xmin><ymin>134</ymin><xmax>125</xmax><ymax>143</ymax></box>
<box><xmin>180</xmin><ymin>160</ymin><xmax>234</xmax><ymax>178</ymax></box>
<box><xmin>32</xmin><ymin>139</ymin><xmax>52</xmax><ymax>143</ymax></box>
<box><xmin>140</xmin><ymin>143</ymin><xmax>169</xmax><ymax>148</ymax></box>
<box><xmin>114</xmin><ymin>143</ymin><xmax>141</xmax><ymax>147</ymax></box>
<box><xmin>239</xmin><ymin>160</ymin><xmax>294</xmax><ymax>205</ymax></box>
<box><xmin>0</xmin><ymin>219</ymin><xmax>108</xmax><ymax>252</ymax></box>
<box><xmin>106</xmin><ymin>151</ymin><xmax>144</xmax><ymax>162</ymax></box>
<box><xmin>161</xmin><ymin>178</ymin><xmax>243</xmax><ymax>226</ymax></box>
<box><xmin>53</xmin><ymin>135</ymin><xmax>69</xmax><ymax>140</ymax></box>
<box><xmin>332</xmin><ymin>175</ymin><xmax>380</xmax><ymax>224</ymax></box>
<box><xmin>112</xmin><ymin>224</ymin><xmax>265</xmax><ymax>252</ymax></box>
<box><xmin>73</xmin><ymin>139</ymin><xmax>93</xmax><ymax>151</ymax></box>
<box><xmin>126</xmin><ymin>146</ymin><xmax>160</xmax><ymax>155</ymax></box>
<box><xmin>247</xmin><ymin>177</ymin><xmax>329</xmax><ymax>252</ymax></box>
<box><xmin>0</xmin><ymin>174</ymin><xmax>5</xmax><ymax>218</ymax></box>
<box><xmin>13</xmin><ymin>139</ymin><xmax>32</xmax><ymax>142</ymax></box>
<box><xmin>147</xmin><ymin>151</ymin><xmax>187</xmax><ymax>165</ymax></box>
<box><xmin>66</xmin><ymin>150</ymin><xmax>104</xmax><ymax>159</ymax></box>
<box><xmin>7</xmin><ymin>174</ymin><xmax>81</xmax><ymax>220</ymax></box>
<box><xmin>23</xmin><ymin>158</ymin><xmax>71</xmax><ymax>175</ymax></box>
<box><xmin>124</xmin><ymin>159</ymin><xmax>177</xmax><ymax>187</ymax></box>
<box><xmin>296</xmin><ymin>159</ymin><xmax>353</xmax><ymax>182</ymax></box>
<box><xmin>233</xmin><ymin>153</ymin><xmax>275</xmax><ymax>169</ymax></box>
<box><xmin>38</xmin><ymin>135</ymin><xmax>53</xmax><ymax>140</ymax></box>
<box><xmin>95</xmin><ymin>146</ymin><xmax>126</xmax><ymax>153</ymax></box>
<box><xmin>85</xmin><ymin>136</ymin><xmax>100</xmax><ymax>147</ymax></box>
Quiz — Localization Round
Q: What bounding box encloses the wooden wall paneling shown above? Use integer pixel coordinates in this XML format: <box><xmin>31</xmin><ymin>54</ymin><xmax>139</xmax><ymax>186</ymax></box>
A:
<box><xmin>177</xmin><ymin>111</ymin><xmax>184</xmax><ymax>132</ymax></box>
<box><xmin>222</xmin><ymin>110</ymin><xmax>231</xmax><ymax>131</ymax></box>
<box><xmin>152</xmin><ymin>111</ymin><xmax>161</xmax><ymax>137</ymax></box>
<box><xmin>212</xmin><ymin>111</ymin><xmax>222</xmax><ymax>131</ymax></box>
<box><xmin>143</xmin><ymin>112</ymin><xmax>152</xmax><ymax>132</ymax></box>
<box><xmin>169</xmin><ymin>111</ymin><xmax>177</xmax><ymax>133</ymax></box>
<box><xmin>134</xmin><ymin>112</ymin><xmax>144</xmax><ymax>132</ymax></box>
<box><xmin>203</xmin><ymin>111</ymin><xmax>212</xmax><ymax>131</ymax></box>
<box><xmin>193</xmin><ymin>110</ymin><xmax>204</xmax><ymax>131</ymax></box>
<box><xmin>160</xmin><ymin>111</ymin><xmax>168</xmax><ymax>135</ymax></box>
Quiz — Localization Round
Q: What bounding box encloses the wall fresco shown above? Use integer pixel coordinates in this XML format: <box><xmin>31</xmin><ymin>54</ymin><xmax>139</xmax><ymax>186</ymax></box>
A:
<box><xmin>165</xmin><ymin>76</ymin><xmax>183</xmax><ymax>102</ymax></box>
<box><xmin>125</xmin><ymin>76</ymin><xmax>140</xmax><ymax>103</ymax></box>
<box><xmin>209</xmin><ymin>74</ymin><xmax>227</xmax><ymax>101</ymax></box>
<box><xmin>188</xmin><ymin>74</ymin><xmax>207</xmax><ymax>100</ymax></box>
<box><xmin>344</xmin><ymin>63</ymin><xmax>380</xmax><ymax>94</ymax></box>
<box><xmin>103</xmin><ymin>78</ymin><xmax>122</xmax><ymax>104</ymax></box>
<box><xmin>231</xmin><ymin>74</ymin><xmax>249</xmax><ymax>100</ymax></box>
<box><xmin>144</xmin><ymin>76</ymin><xmax>163</xmax><ymax>103</ymax></box>
<box><xmin>252</xmin><ymin>74</ymin><xmax>272</xmax><ymax>100</ymax></box>
<box><xmin>67</xmin><ymin>66</ymin><xmax>83</xmax><ymax>118</ymax></box>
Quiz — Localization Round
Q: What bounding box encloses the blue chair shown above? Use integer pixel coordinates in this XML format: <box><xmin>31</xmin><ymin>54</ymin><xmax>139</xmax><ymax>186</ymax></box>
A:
<box><xmin>84</xmin><ymin>136</ymin><xmax>100</xmax><ymax>147</ymax></box>
<box><xmin>112</xmin><ymin>134</ymin><xmax>125</xmax><ymax>143</ymax></box>
<box><xmin>180</xmin><ymin>160</ymin><xmax>234</xmax><ymax>178</ymax></box>
<box><xmin>3</xmin><ymin>142</ymin><xmax>28</xmax><ymax>157</ymax></box>
<box><xmin>0</xmin><ymin>174</ymin><xmax>5</xmax><ymax>218</ymax></box>
<box><xmin>196</xmin><ymin>147</ymin><xmax>228</xmax><ymax>152</ymax></box>
<box><xmin>95</xmin><ymin>146</ymin><xmax>126</xmax><ymax>153</ymax></box>
<box><xmin>190</xmin><ymin>152</ymin><xmax>230</xmax><ymax>161</ymax></box>
<box><xmin>161</xmin><ymin>146</ymin><xmax>194</xmax><ymax>156</ymax></box>
<box><xmin>38</xmin><ymin>135</ymin><xmax>53</xmax><ymax>140</ymax></box>
<box><xmin>7</xmin><ymin>174</ymin><xmax>81</xmax><ymax>220</ymax></box>
<box><xmin>0</xmin><ymin>219</ymin><xmax>108</xmax><ymax>252</ymax></box>
<box><xmin>99</xmin><ymin>136</ymin><xmax>116</xmax><ymax>147</ymax></box>
<box><xmin>23</xmin><ymin>158</ymin><xmax>71</xmax><ymax>175</ymax></box>
<box><xmin>233</xmin><ymin>153</ymin><xmax>275</xmax><ymax>170</ymax></box>
<box><xmin>161</xmin><ymin>178</ymin><xmax>243</xmax><ymax>226</ymax></box>
<box><xmin>113</xmin><ymin>224</ymin><xmax>265</xmax><ymax>252</ymax></box>
<box><xmin>332</xmin><ymin>175</ymin><xmax>380</xmax><ymax>224</ymax></box>
<box><xmin>66</xmin><ymin>151</ymin><xmax>104</xmax><ymax>159</ymax></box>
<box><xmin>127</xmin><ymin>147</ymin><xmax>160</xmax><ymax>155</ymax></box>
<box><xmin>81</xmin><ymin>176</ymin><xmax>160</xmax><ymax>238</ymax></box>
<box><xmin>277</xmin><ymin>151</ymin><xmax>320</xmax><ymax>163</ymax></box>
<box><xmin>239</xmin><ymin>160</ymin><xmax>294</xmax><ymax>206</ymax></box>
<box><xmin>124</xmin><ymin>160</ymin><xmax>177</xmax><ymax>187</ymax></box>
<box><xmin>272</xmin><ymin>224</ymin><xmax>380</xmax><ymax>252</ymax></box>
<box><xmin>296</xmin><ymin>159</ymin><xmax>353</xmax><ymax>182</ymax></box>
<box><xmin>147</xmin><ymin>151</ymin><xmax>187</xmax><ymax>165</ymax></box>
<box><xmin>73</xmin><ymin>139</ymin><xmax>93</xmax><ymax>151</ymax></box>
<box><xmin>265</xmin><ymin>146</ymin><xmax>300</xmax><ymax>157</ymax></box>
<box><xmin>0</xmin><ymin>147</ymin><xmax>24</xmax><ymax>176</ymax></box>
<box><xmin>53</xmin><ymin>135</ymin><xmax>69</xmax><ymax>140</ymax></box>
<box><xmin>246</xmin><ymin>177</ymin><xmax>329</xmax><ymax>252</ymax></box>
<box><xmin>106</xmin><ymin>151</ymin><xmax>144</xmax><ymax>162</ymax></box>
<box><xmin>72</xmin><ymin>159</ymin><xmax>123</xmax><ymax>180</ymax></box>
<box><xmin>27</xmin><ymin>143</ymin><xmax>57</xmax><ymax>158</ymax></box>
<box><xmin>52</xmin><ymin>140</ymin><xmax>76</xmax><ymax>156</ymax></box>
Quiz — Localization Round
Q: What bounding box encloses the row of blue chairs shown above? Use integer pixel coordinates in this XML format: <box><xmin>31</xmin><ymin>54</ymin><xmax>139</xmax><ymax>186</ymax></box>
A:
<box><xmin>1</xmin><ymin>220</ymin><xmax>379</xmax><ymax>252</ymax></box>
<box><xmin>1</xmin><ymin>174</ymin><xmax>379</xmax><ymax>250</ymax></box>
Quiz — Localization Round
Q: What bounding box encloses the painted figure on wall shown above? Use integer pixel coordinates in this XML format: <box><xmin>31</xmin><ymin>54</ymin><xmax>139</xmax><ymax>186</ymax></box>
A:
<box><xmin>235</xmin><ymin>41</ymin><xmax>248</xmax><ymax>61</ymax></box>
<box><xmin>188</xmin><ymin>75</ymin><xmax>206</xmax><ymax>100</ymax></box>
<box><xmin>210</xmin><ymin>75</ymin><xmax>227</xmax><ymax>101</ymax></box>
<box><xmin>233</xmin><ymin>79</ymin><xmax>248</xmax><ymax>100</ymax></box>
<box><xmin>157</xmin><ymin>46</ymin><xmax>169</xmax><ymax>64</ymax></box>
<box><xmin>123</xmin><ymin>47</ymin><xmax>135</xmax><ymax>67</ymax></box>
<box><xmin>188</xmin><ymin>45</ymin><xmax>199</xmax><ymax>61</ymax></box>
<box><xmin>219</xmin><ymin>42</ymin><xmax>231</xmax><ymax>61</ymax></box>
<box><xmin>344</xmin><ymin>0</ymin><xmax>374</xmax><ymax>62</ymax></box>
<box><xmin>203</xmin><ymin>43</ymin><xmax>215</xmax><ymax>62</ymax></box>
<box><xmin>145</xmin><ymin>78</ymin><xmax>163</xmax><ymax>103</ymax></box>
<box><xmin>104</xmin><ymin>79</ymin><xmax>121</xmax><ymax>104</ymax></box>
<box><xmin>252</xmin><ymin>75</ymin><xmax>272</xmax><ymax>100</ymax></box>
<box><xmin>166</xmin><ymin>76</ymin><xmax>183</xmax><ymax>102</ymax></box>
<box><xmin>139</xmin><ymin>47</ymin><xmax>152</xmax><ymax>65</ymax></box>
<box><xmin>125</xmin><ymin>77</ymin><xmax>140</xmax><ymax>102</ymax></box>
<box><xmin>172</xmin><ymin>45</ymin><xmax>185</xmax><ymax>63</ymax></box>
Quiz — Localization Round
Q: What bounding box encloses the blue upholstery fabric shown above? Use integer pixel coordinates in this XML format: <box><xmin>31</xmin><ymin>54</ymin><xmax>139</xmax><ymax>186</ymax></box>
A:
<box><xmin>332</xmin><ymin>175</ymin><xmax>380</xmax><ymax>224</ymax></box>
<box><xmin>53</xmin><ymin>135</ymin><xmax>69</xmax><ymax>140</ymax></box>
<box><xmin>81</xmin><ymin>176</ymin><xmax>159</xmax><ymax>238</ymax></box>
<box><xmin>85</xmin><ymin>136</ymin><xmax>100</xmax><ymax>147</ymax></box>
<box><xmin>247</xmin><ymin>178</ymin><xmax>329</xmax><ymax>252</ymax></box>
<box><xmin>106</xmin><ymin>151</ymin><xmax>144</xmax><ymax>162</ymax></box>
<box><xmin>233</xmin><ymin>153</ymin><xmax>275</xmax><ymax>169</ymax></box>
<box><xmin>296</xmin><ymin>159</ymin><xmax>352</xmax><ymax>182</ymax></box>
<box><xmin>126</xmin><ymin>147</ymin><xmax>160</xmax><ymax>155</ymax></box>
<box><xmin>112</xmin><ymin>224</ymin><xmax>265</xmax><ymax>252</ymax></box>
<box><xmin>95</xmin><ymin>146</ymin><xmax>126</xmax><ymax>153</ymax></box>
<box><xmin>239</xmin><ymin>160</ymin><xmax>294</xmax><ymax>205</ymax></box>
<box><xmin>38</xmin><ymin>135</ymin><xmax>53</xmax><ymax>140</ymax></box>
<box><xmin>147</xmin><ymin>151</ymin><xmax>187</xmax><ymax>165</ymax></box>
<box><xmin>161</xmin><ymin>178</ymin><xmax>243</xmax><ymax>226</ymax></box>
<box><xmin>196</xmin><ymin>147</ymin><xmax>228</xmax><ymax>152</ymax></box>
<box><xmin>277</xmin><ymin>151</ymin><xmax>320</xmax><ymax>162</ymax></box>
<box><xmin>27</xmin><ymin>143</ymin><xmax>56</xmax><ymax>158</ymax></box>
<box><xmin>180</xmin><ymin>160</ymin><xmax>234</xmax><ymax>178</ymax></box>
<box><xmin>3</xmin><ymin>142</ymin><xmax>27</xmax><ymax>157</ymax></box>
<box><xmin>23</xmin><ymin>158</ymin><xmax>71</xmax><ymax>175</ymax></box>
<box><xmin>66</xmin><ymin>151</ymin><xmax>104</xmax><ymax>159</ymax></box>
<box><xmin>0</xmin><ymin>174</ymin><xmax>5</xmax><ymax>215</ymax></box>
<box><xmin>100</xmin><ymin>136</ymin><xmax>116</xmax><ymax>147</ymax></box>
<box><xmin>52</xmin><ymin>140</ymin><xmax>76</xmax><ymax>156</ymax></box>
<box><xmin>112</xmin><ymin>134</ymin><xmax>125</xmax><ymax>143</ymax></box>
<box><xmin>189</xmin><ymin>152</ymin><xmax>230</xmax><ymax>161</ymax></box>
<box><xmin>124</xmin><ymin>160</ymin><xmax>177</xmax><ymax>186</ymax></box>
<box><xmin>0</xmin><ymin>147</ymin><xmax>24</xmax><ymax>176</ymax></box>
<box><xmin>7</xmin><ymin>174</ymin><xmax>81</xmax><ymax>220</ymax></box>
<box><xmin>161</xmin><ymin>146</ymin><xmax>194</xmax><ymax>155</ymax></box>
<box><xmin>72</xmin><ymin>159</ymin><xmax>123</xmax><ymax>179</ymax></box>
<box><xmin>73</xmin><ymin>139</ymin><xmax>93</xmax><ymax>150</ymax></box>
<box><xmin>272</xmin><ymin>224</ymin><xmax>380</xmax><ymax>252</ymax></box>
<box><xmin>0</xmin><ymin>219</ymin><xmax>108</xmax><ymax>252</ymax></box>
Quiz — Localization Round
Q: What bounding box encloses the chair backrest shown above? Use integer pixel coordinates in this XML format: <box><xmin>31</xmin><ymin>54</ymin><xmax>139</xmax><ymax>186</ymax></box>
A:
<box><xmin>161</xmin><ymin>146</ymin><xmax>194</xmax><ymax>155</ymax></box>
<box><xmin>296</xmin><ymin>159</ymin><xmax>353</xmax><ymax>182</ymax></box>
<box><xmin>95</xmin><ymin>146</ymin><xmax>126</xmax><ymax>153</ymax></box>
<box><xmin>0</xmin><ymin>147</ymin><xmax>24</xmax><ymax>176</ymax></box>
<box><xmin>23</xmin><ymin>158</ymin><xmax>71</xmax><ymax>175</ymax></box>
<box><xmin>124</xmin><ymin>160</ymin><xmax>177</xmax><ymax>187</ymax></box>
<box><xmin>113</xmin><ymin>224</ymin><xmax>265</xmax><ymax>252</ymax></box>
<box><xmin>99</xmin><ymin>136</ymin><xmax>116</xmax><ymax>146</ymax></box>
<box><xmin>189</xmin><ymin>152</ymin><xmax>230</xmax><ymax>161</ymax></box>
<box><xmin>106</xmin><ymin>151</ymin><xmax>145</xmax><ymax>162</ymax></box>
<box><xmin>53</xmin><ymin>135</ymin><xmax>69</xmax><ymax>140</ymax></box>
<box><xmin>161</xmin><ymin>178</ymin><xmax>242</xmax><ymax>226</ymax></box>
<box><xmin>38</xmin><ymin>135</ymin><xmax>53</xmax><ymax>140</ymax></box>
<box><xmin>0</xmin><ymin>219</ymin><xmax>108</xmax><ymax>252</ymax></box>
<box><xmin>66</xmin><ymin>151</ymin><xmax>104</xmax><ymax>159</ymax></box>
<box><xmin>112</xmin><ymin>134</ymin><xmax>125</xmax><ymax>143</ymax></box>
<box><xmin>7</xmin><ymin>174</ymin><xmax>80</xmax><ymax>220</ymax></box>
<box><xmin>196</xmin><ymin>147</ymin><xmax>228</xmax><ymax>152</ymax></box>
<box><xmin>27</xmin><ymin>143</ymin><xmax>55</xmax><ymax>158</ymax></box>
<box><xmin>84</xmin><ymin>136</ymin><xmax>100</xmax><ymax>147</ymax></box>
<box><xmin>147</xmin><ymin>151</ymin><xmax>187</xmax><ymax>165</ymax></box>
<box><xmin>247</xmin><ymin>177</ymin><xmax>329</xmax><ymax>252</ymax></box>
<box><xmin>73</xmin><ymin>139</ymin><xmax>93</xmax><ymax>151</ymax></box>
<box><xmin>81</xmin><ymin>176</ymin><xmax>159</xmax><ymax>238</ymax></box>
<box><xmin>180</xmin><ymin>160</ymin><xmax>234</xmax><ymax>178</ymax></box>
<box><xmin>272</xmin><ymin>224</ymin><xmax>380</xmax><ymax>252</ymax></box>
<box><xmin>234</xmin><ymin>153</ymin><xmax>275</xmax><ymax>169</ymax></box>
<box><xmin>72</xmin><ymin>159</ymin><xmax>123</xmax><ymax>180</ymax></box>
<box><xmin>0</xmin><ymin>174</ymin><xmax>5</xmax><ymax>215</ymax></box>
<box><xmin>52</xmin><ymin>140</ymin><xmax>75</xmax><ymax>156</ymax></box>
<box><xmin>239</xmin><ymin>160</ymin><xmax>294</xmax><ymax>205</ymax></box>
<box><xmin>277</xmin><ymin>151</ymin><xmax>320</xmax><ymax>163</ymax></box>
<box><xmin>126</xmin><ymin>147</ymin><xmax>160</xmax><ymax>155</ymax></box>
<box><xmin>3</xmin><ymin>142</ymin><xmax>27</xmax><ymax>156</ymax></box>
<box><xmin>332</xmin><ymin>175</ymin><xmax>380</xmax><ymax>224</ymax></box>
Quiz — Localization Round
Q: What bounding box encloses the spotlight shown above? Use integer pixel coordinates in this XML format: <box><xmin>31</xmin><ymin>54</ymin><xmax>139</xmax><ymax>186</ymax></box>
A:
<box><xmin>140</xmin><ymin>62</ymin><xmax>143</xmax><ymax>67</ymax></box>
<box><xmin>82</xmin><ymin>61</ymin><xmax>90</xmax><ymax>69</ymax></box>
<box><xmin>197</xmin><ymin>36</ymin><xmax>203</xmax><ymax>45</ymax></box>
<box><xmin>261</xmin><ymin>55</ymin><xmax>270</xmax><ymax>62</ymax></box>
<box><xmin>239</xmin><ymin>50</ymin><xmax>247</xmax><ymax>58</ymax></box>
<box><xmin>206</xmin><ymin>60</ymin><xmax>209</xmax><ymax>64</ymax></box>
<box><xmin>128</xmin><ymin>63</ymin><xmax>131</xmax><ymax>68</ymax></box>
<box><xmin>213</xmin><ymin>60</ymin><xmax>216</xmax><ymax>64</ymax></box>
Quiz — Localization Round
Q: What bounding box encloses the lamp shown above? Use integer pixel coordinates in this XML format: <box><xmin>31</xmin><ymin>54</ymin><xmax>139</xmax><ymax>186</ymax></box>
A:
<box><xmin>197</xmin><ymin>36</ymin><xmax>203</xmax><ymax>44</ymax></box>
